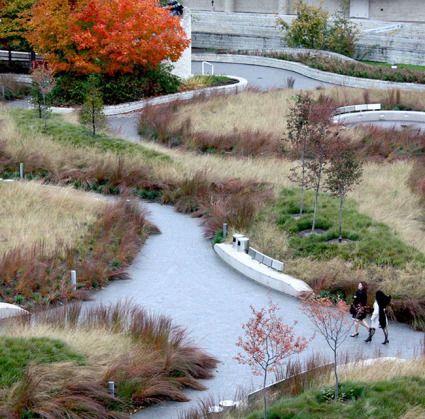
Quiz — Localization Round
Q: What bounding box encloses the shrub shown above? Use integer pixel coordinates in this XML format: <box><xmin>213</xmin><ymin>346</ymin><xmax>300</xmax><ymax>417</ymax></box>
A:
<box><xmin>279</xmin><ymin>3</ymin><xmax>359</xmax><ymax>57</ymax></box>
<box><xmin>49</xmin><ymin>64</ymin><xmax>180</xmax><ymax>106</ymax></box>
<box><xmin>0</xmin><ymin>74</ymin><xmax>30</xmax><ymax>100</ymax></box>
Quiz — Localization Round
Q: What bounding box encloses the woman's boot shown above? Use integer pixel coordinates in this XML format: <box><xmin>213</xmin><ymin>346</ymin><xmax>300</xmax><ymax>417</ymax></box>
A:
<box><xmin>382</xmin><ymin>328</ymin><xmax>389</xmax><ymax>345</ymax></box>
<box><xmin>365</xmin><ymin>328</ymin><xmax>375</xmax><ymax>343</ymax></box>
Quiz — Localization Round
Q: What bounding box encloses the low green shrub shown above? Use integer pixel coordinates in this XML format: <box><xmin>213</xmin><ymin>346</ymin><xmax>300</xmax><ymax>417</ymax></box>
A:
<box><xmin>49</xmin><ymin>64</ymin><xmax>180</xmax><ymax>106</ymax></box>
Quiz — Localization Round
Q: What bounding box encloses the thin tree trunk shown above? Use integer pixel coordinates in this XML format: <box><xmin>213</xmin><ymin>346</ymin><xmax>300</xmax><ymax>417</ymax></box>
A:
<box><xmin>42</xmin><ymin>93</ymin><xmax>47</xmax><ymax>131</ymax></box>
<box><xmin>312</xmin><ymin>161</ymin><xmax>323</xmax><ymax>233</ymax></box>
<box><xmin>334</xmin><ymin>350</ymin><xmax>339</xmax><ymax>400</ymax></box>
<box><xmin>263</xmin><ymin>368</ymin><xmax>268</xmax><ymax>419</ymax></box>
<box><xmin>299</xmin><ymin>145</ymin><xmax>306</xmax><ymax>215</ymax></box>
<box><xmin>92</xmin><ymin>101</ymin><xmax>96</xmax><ymax>136</ymax></box>
<box><xmin>338</xmin><ymin>195</ymin><xmax>344</xmax><ymax>243</ymax></box>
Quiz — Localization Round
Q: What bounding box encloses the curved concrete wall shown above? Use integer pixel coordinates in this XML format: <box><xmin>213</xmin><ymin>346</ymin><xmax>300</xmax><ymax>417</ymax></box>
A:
<box><xmin>192</xmin><ymin>53</ymin><xmax>425</xmax><ymax>91</ymax></box>
<box><xmin>214</xmin><ymin>243</ymin><xmax>312</xmax><ymax>298</ymax></box>
<box><xmin>334</xmin><ymin>110</ymin><xmax>425</xmax><ymax>125</ymax></box>
<box><xmin>14</xmin><ymin>75</ymin><xmax>247</xmax><ymax>116</ymax></box>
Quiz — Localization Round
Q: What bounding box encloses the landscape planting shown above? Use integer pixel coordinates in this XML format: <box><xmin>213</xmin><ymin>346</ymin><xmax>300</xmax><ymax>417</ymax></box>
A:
<box><xmin>1</xmin><ymin>0</ymin><xmax>425</xmax><ymax>416</ymax></box>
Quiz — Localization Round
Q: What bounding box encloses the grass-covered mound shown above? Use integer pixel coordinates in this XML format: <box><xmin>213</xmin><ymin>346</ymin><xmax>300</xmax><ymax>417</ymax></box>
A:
<box><xmin>275</xmin><ymin>188</ymin><xmax>425</xmax><ymax>268</ymax></box>
<box><xmin>246</xmin><ymin>377</ymin><xmax>425</xmax><ymax>419</ymax></box>
<box><xmin>0</xmin><ymin>303</ymin><xmax>218</xmax><ymax>417</ymax></box>
<box><xmin>12</xmin><ymin>109</ymin><xmax>168</xmax><ymax>162</ymax></box>
<box><xmin>0</xmin><ymin>336</ymin><xmax>84</xmax><ymax>387</ymax></box>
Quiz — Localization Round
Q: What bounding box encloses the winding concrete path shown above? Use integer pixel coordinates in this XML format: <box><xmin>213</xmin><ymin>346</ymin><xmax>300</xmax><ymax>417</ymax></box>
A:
<box><xmin>92</xmin><ymin>203</ymin><xmax>424</xmax><ymax>419</ymax></box>
<box><xmin>103</xmin><ymin>63</ymin><xmax>424</xmax><ymax>418</ymax></box>
<box><xmin>5</xmin><ymin>63</ymin><xmax>425</xmax><ymax>418</ymax></box>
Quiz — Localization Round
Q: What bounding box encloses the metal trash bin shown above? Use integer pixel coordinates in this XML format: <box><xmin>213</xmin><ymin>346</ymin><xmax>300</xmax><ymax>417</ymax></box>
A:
<box><xmin>232</xmin><ymin>233</ymin><xmax>245</xmax><ymax>250</ymax></box>
<box><xmin>238</xmin><ymin>237</ymin><xmax>249</xmax><ymax>253</ymax></box>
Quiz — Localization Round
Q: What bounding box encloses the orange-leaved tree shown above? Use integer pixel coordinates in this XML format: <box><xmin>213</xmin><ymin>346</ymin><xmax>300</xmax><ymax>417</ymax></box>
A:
<box><xmin>27</xmin><ymin>0</ymin><xmax>189</xmax><ymax>75</ymax></box>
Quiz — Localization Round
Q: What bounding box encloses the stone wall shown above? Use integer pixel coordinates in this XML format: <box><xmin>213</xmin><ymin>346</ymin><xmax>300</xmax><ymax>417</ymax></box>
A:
<box><xmin>185</xmin><ymin>0</ymin><xmax>343</xmax><ymax>13</ymax></box>
<box><xmin>191</xmin><ymin>11</ymin><xmax>425</xmax><ymax>65</ymax></box>
<box><xmin>369</xmin><ymin>0</ymin><xmax>425</xmax><ymax>22</ymax></box>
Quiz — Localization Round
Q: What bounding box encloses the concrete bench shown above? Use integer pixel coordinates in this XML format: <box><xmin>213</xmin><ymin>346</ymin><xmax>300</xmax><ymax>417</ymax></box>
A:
<box><xmin>248</xmin><ymin>247</ymin><xmax>284</xmax><ymax>272</ymax></box>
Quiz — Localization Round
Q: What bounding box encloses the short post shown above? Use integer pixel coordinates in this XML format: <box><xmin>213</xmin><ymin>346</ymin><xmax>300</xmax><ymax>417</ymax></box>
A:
<box><xmin>223</xmin><ymin>223</ymin><xmax>228</xmax><ymax>239</ymax></box>
<box><xmin>1</xmin><ymin>86</ymin><xmax>5</xmax><ymax>100</ymax></box>
<box><xmin>19</xmin><ymin>163</ymin><xmax>24</xmax><ymax>180</ymax></box>
<box><xmin>70</xmin><ymin>270</ymin><xmax>77</xmax><ymax>291</ymax></box>
<box><xmin>108</xmin><ymin>381</ymin><xmax>115</xmax><ymax>396</ymax></box>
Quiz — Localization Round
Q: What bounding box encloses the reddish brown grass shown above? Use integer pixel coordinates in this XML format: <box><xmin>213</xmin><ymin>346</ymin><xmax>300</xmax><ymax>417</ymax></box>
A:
<box><xmin>0</xmin><ymin>199</ymin><xmax>156</xmax><ymax>307</ymax></box>
<box><xmin>139</xmin><ymin>101</ymin><xmax>281</xmax><ymax>157</ymax></box>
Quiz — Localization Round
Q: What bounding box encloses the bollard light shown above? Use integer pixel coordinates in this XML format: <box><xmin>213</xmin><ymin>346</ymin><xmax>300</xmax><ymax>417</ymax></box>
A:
<box><xmin>108</xmin><ymin>381</ymin><xmax>115</xmax><ymax>396</ymax></box>
<box><xmin>70</xmin><ymin>270</ymin><xmax>77</xmax><ymax>291</ymax></box>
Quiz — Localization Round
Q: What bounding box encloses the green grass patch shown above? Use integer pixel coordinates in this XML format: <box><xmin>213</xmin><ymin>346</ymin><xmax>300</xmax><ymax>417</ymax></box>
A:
<box><xmin>361</xmin><ymin>60</ymin><xmax>425</xmax><ymax>72</ymax></box>
<box><xmin>275</xmin><ymin>188</ymin><xmax>425</xmax><ymax>268</ymax></box>
<box><xmin>0</xmin><ymin>336</ymin><xmax>85</xmax><ymax>387</ymax></box>
<box><xmin>180</xmin><ymin>75</ymin><xmax>237</xmax><ymax>90</ymax></box>
<box><xmin>247</xmin><ymin>377</ymin><xmax>425</xmax><ymax>419</ymax></box>
<box><xmin>11</xmin><ymin>109</ymin><xmax>170</xmax><ymax>162</ymax></box>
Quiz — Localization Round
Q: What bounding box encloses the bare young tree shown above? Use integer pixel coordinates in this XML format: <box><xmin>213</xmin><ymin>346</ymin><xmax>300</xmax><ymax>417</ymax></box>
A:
<box><xmin>31</xmin><ymin>65</ymin><xmax>55</xmax><ymax>130</ymax></box>
<box><xmin>325</xmin><ymin>138</ymin><xmax>363</xmax><ymax>242</ymax></box>
<box><xmin>286</xmin><ymin>93</ymin><xmax>313</xmax><ymax>215</ymax></box>
<box><xmin>303</xmin><ymin>297</ymin><xmax>352</xmax><ymax>400</ymax></box>
<box><xmin>304</xmin><ymin>124</ymin><xmax>333</xmax><ymax>233</ymax></box>
<box><xmin>79</xmin><ymin>76</ymin><xmax>105</xmax><ymax>137</ymax></box>
<box><xmin>235</xmin><ymin>301</ymin><xmax>308</xmax><ymax>419</ymax></box>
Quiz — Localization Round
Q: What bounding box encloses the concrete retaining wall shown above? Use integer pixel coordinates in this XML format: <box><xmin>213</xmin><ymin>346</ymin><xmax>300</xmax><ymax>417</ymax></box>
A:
<box><xmin>190</xmin><ymin>11</ymin><xmax>425</xmax><ymax>65</ymax></box>
<box><xmin>214</xmin><ymin>243</ymin><xmax>312</xmax><ymax>297</ymax></box>
<box><xmin>192</xmin><ymin>53</ymin><xmax>425</xmax><ymax>91</ymax></box>
<box><xmin>11</xmin><ymin>75</ymin><xmax>247</xmax><ymax>116</ymax></box>
<box><xmin>334</xmin><ymin>110</ymin><xmax>425</xmax><ymax>125</ymax></box>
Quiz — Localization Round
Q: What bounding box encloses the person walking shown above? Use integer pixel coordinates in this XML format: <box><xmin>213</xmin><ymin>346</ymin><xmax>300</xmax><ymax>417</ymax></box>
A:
<box><xmin>365</xmin><ymin>290</ymin><xmax>391</xmax><ymax>344</ymax></box>
<box><xmin>350</xmin><ymin>281</ymin><xmax>369</xmax><ymax>337</ymax></box>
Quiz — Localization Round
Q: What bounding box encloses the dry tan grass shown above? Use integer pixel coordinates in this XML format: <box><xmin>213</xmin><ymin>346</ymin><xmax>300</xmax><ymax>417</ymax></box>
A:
<box><xmin>353</xmin><ymin>161</ymin><xmax>425</xmax><ymax>255</ymax></box>
<box><xmin>333</xmin><ymin>357</ymin><xmax>425</xmax><ymax>385</ymax></box>
<box><xmin>169</xmin><ymin>87</ymin><xmax>425</xmax><ymax>139</ymax></box>
<box><xmin>0</xmin><ymin>181</ymin><xmax>105</xmax><ymax>255</ymax></box>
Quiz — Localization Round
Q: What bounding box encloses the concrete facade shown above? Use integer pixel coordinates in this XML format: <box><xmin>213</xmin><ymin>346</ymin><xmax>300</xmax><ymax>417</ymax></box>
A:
<box><xmin>190</xmin><ymin>11</ymin><xmax>425</xmax><ymax>65</ymax></box>
<box><xmin>186</xmin><ymin>0</ymin><xmax>425</xmax><ymax>22</ymax></box>
<box><xmin>170</xmin><ymin>9</ymin><xmax>192</xmax><ymax>79</ymax></box>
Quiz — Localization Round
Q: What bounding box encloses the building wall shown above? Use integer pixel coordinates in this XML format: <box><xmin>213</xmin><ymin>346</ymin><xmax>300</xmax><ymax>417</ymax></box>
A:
<box><xmin>170</xmin><ymin>9</ymin><xmax>192</xmax><ymax>79</ymax></box>
<box><xmin>369</xmin><ymin>0</ymin><xmax>425</xmax><ymax>21</ymax></box>
<box><xmin>185</xmin><ymin>0</ymin><xmax>345</xmax><ymax>14</ymax></box>
<box><xmin>185</xmin><ymin>0</ymin><xmax>425</xmax><ymax>22</ymax></box>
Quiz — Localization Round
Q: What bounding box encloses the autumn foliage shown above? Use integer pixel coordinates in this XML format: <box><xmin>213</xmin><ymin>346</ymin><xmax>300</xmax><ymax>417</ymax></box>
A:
<box><xmin>236</xmin><ymin>301</ymin><xmax>308</xmax><ymax>418</ymax></box>
<box><xmin>27</xmin><ymin>0</ymin><xmax>190</xmax><ymax>75</ymax></box>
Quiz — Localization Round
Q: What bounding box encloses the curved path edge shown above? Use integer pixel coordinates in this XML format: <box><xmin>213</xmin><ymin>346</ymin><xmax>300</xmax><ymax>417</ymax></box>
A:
<box><xmin>192</xmin><ymin>53</ymin><xmax>425</xmax><ymax>91</ymax></box>
<box><xmin>6</xmin><ymin>74</ymin><xmax>247</xmax><ymax>116</ymax></box>
<box><xmin>334</xmin><ymin>109</ymin><xmax>425</xmax><ymax>124</ymax></box>
<box><xmin>214</xmin><ymin>243</ymin><xmax>312</xmax><ymax>298</ymax></box>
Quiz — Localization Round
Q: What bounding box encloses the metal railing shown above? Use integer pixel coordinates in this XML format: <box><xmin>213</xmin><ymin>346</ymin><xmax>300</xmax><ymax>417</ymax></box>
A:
<box><xmin>201</xmin><ymin>61</ymin><xmax>214</xmax><ymax>75</ymax></box>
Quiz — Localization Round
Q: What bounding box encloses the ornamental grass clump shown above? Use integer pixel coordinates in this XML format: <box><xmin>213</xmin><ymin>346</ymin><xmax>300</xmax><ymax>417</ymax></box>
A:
<box><xmin>0</xmin><ymin>302</ymin><xmax>218</xmax><ymax>417</ymax></box>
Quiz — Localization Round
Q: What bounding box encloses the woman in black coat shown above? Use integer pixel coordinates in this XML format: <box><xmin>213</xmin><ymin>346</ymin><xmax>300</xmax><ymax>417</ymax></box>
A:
<box><xmin>350</xmin><ymin>281</ymin><xmax>369</xmax><ymax>337</ymax></box>
<box><xmin>365</xmin><ymin>290</ymin><xmax>391</xmax><ymax>344</ymax></box>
